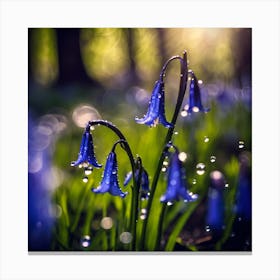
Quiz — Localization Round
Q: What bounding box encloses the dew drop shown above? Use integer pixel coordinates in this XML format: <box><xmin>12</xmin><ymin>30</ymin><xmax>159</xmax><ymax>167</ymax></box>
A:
<box><xmin>238</xmin><ymin>217</ymin><xmax>242</xmax><ymax>222</ymax></box>
<box><xmin>82</xmin><ymin>176</ymin><xmax>88</xmax><ymax>183</ymax></box>
<box><xmin>205</xmin><ymin>225</ymin><xmax>211</xmax><ymax>232</ymax></box>
<box><xmin>196</xmin><ymin>163</ymin><xmax>206</xmax><ymax>175</ymax></box>
<box><xmin>238</xmin><ymin>141</ymin><xmax>245</xmax><ymax>149</ymax></box>
<box><xmin>174</xmin><ymin>131</ymin><xmax>179</xmax><ymax>135</ymax></box>
<box><xmin>140</xmin><ymin>209</ymin><xmax>147</xmax><ymax>220</ymax></box>
<box><xmin>80</xmin><ymin>235</ymin><xmax>91</xmax><ymax>248</ymax></box>
<box><xmin>78</xmin><ymin>164</ymin><xmax>83</xmax><ymax>168</ymax></box>
<box><xmin>181</xmin><ymin>110</ymin><xmax>188</xmax><ymax>117</ymax></box>
<box><xmin>84</xmin><ymin>166</ymin><xmax>93</xmax><ymax>175</ymax></box>
<box><xmin>198</xmin><ymin>80</ymin><xmax>203</xmax><ymax>85</ymax></box>
<box><xmin>178</xmin><ymin>152</ymin><xmax>187</xmax><ymax>162</ymax></box>
<box><xmin>167</xmin><ymin>201</ymin><xmax>173</xmax><ymax>206</ymax></box>
<box><xmin>210</xmin><ymin>156</ymin><xmax>216</xmax><ymax>163</ymax></box>
<box><xmin>225</xmin><ymin>183</ymin><xmax>229</xmax><ymax>188</ymax></box>
<box><xmin>90</xmin><ymin>126</ymin><xmax>95</xmax><ymax>131</ymax></box>
<box><xmin>192</xmin><ymin>179</ymin><xmax>197</xmax><ymax>185</ymax></box>
<box><xmin>204</xmin><ymin>136</ymin><xmax>209</xmax><ymax>143</ymax></box>
<box><xmin>161</xmin><ymin>167</ymin><xmax>167</xmax><ymax>172</ymax></box>
<box><xmin>192</xmin><ymin>106</ymin><xmax>199</xmax><ymax>113</ymax></box>
<box><xmin>163</xmin><ymin>161</ymin><xmax>169</xmax><ymax>166</ymax></box>
<box><xmin>83</xmin><ymin>162</ymin><xmax>89</xmax><ymax>168</ymax></box>
<box><xmin>70</xmin><ymin>161</ymin><xmax>75</xmax><ymax>167</ymax></box>
<box><xmin>119</xmin><ymin>232</ymin><xmax>132</xmax><ymax>244</ymax></box>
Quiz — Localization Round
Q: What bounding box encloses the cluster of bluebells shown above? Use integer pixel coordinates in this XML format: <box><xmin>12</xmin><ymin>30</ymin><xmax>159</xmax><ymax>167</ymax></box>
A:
<box><xmin>71</xmin><ymin>64</ymin><xmax>208</xmax><ymax>204</ymax></box>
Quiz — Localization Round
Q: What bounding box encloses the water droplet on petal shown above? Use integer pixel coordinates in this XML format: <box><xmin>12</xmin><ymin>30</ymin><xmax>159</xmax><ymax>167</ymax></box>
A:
<box><xmin>192</xmin><ymin>106</ymin><xmax>199</xmax><ymax>113</ymax></box>
<box><xmin>196</xmin><ymin>163</ymin><xmax>206</xmax><ymax>175</ymax></box>
<box><xmin>82</xmin><ymin>176</ymin><xmax>88</xmax><ymax>183</ymax></box>
<box><xmin>205</xmin><ymin>225</ymin><xmax>211</xmax><ymax>232</ymax></box>
<box><xmin>80</xmin><ymin>235</ymin><xmax>91</xmax><ymax>248</ymax></box>
<box><xmin>120</xmin><ymin>232</ymin><xmax>132</xmax><ymax>244</ymax></box>
<box><xmin>210</xmin><ymin>156</ymin><xmax>216</xmax><ymax>163</ymax></box>
<box><xmin>167</xmin><ymin>201</ymin><xmax>173</xmax><ymax>206</ymax></box>
<box><xmin>70</xmin><ymin>161</ymin><xmax>75</xmax><ymax>166</ymax></box>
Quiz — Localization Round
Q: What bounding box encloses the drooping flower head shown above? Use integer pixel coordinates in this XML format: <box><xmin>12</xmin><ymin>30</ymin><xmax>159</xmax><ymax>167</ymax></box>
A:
<box><xmin>160</xmin><ymin>149</ymin><xmax>198</xmax><ymax>203</ymax></box>
<box><xmin>183</xmin><ymin>71</ymin><xmax>209</xmax><ymax>115</ymax></box>
<box><xmin>124</xmin><ymin>168</ymin><xmax>150</xmax><ymax>199</ymax></box>
<box><xmin>135</xmin><ymin>80</ymin><xmax>173</xmax><ymax>128</ymax></box>
<box><xmin>206</xmin><ymin>170</ymin><xmax>225</xmax><ymax>232</ymax></box>
<box><xmin>71</xmin><ymin>125</ymin><xmax>102</xmax><ymax>168</ymax></box>
<box><xmin>92</xmin><ymin>151</ymin><xmax>127</xmax><ymax>198</ymax></box>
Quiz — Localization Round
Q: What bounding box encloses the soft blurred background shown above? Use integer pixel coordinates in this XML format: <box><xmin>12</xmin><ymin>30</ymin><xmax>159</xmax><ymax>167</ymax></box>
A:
<box><xmin>28</xmin><ymin>28</ymin><xmax>251</xmax><ymax>251</ymax></box>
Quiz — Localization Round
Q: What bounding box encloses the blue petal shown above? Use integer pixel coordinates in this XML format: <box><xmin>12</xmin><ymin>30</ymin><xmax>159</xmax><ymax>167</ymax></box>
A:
<box><xmin>86</xmin><ymin>133</ymin><xmax>102</xmax><ymax>168</ymax></box>
<box><xmin>187</xmin><ymin>75</ymin><xmax>209</xmax><ymax>114</ymax></box>
<box><xmin>135</xmin><ymin>81</ymin><xmax>162</xmax><ymax>126</ymax></box>
<box><xmin>92</xmin><ymin>152</ymin><xmax>126</xmax><ymax>198</ymax></box>
<box><xmin>71</xmin><ymin>130</ymin><xmax>90</xmax><ymax>166</ymax></box>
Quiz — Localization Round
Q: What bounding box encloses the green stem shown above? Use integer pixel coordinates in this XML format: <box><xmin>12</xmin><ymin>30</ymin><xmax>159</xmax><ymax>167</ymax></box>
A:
<box><xmin>140</xmin><ymin>51</ymin><xmax>188</xmax><ymax>250</ymax></box>
<box><xmin>87</xmin><ymin>120</ymin><xmax>140</xmax><ymax>250</ymax></box>
<box><xmin>155</xmin><ymin>203</ymin><xmax>167</xmax><ymax>250</ymax></box>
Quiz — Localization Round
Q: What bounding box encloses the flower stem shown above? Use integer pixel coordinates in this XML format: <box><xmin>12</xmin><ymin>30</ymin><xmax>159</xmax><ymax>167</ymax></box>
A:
<box><xmin>88</xmin><ymin>120</ymin><xmax>140</xmax><ymax>250</ymax></box>
<box><xmin>140</xmin><ymin>51</ymin><xmax>188</xmax><ymax>250</ymax></box>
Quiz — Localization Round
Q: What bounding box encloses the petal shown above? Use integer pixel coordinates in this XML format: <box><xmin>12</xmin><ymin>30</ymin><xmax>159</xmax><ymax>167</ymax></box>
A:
<box><xmin>86</xmin><ymin>133</ymin><xmax>102</xmax><ymax>168</ymax></box>
<box><xmin>92</xmin><ymin>152</ymin><xmax>115</xmax><ymax>193</ymax></box>
<box><xmin>158</xmin><ymin>87</ymin><xmax>173</xmax><ymax>128</ymax></box>
<box><xmin>135</xmin><ymin>81</ymin><xmax>162</xmax><ymax>126</ymax></box>
<box><xmin>71</xmin><ymin>130</ymin><xmax>89</xmax><ymax>166</ymax></box>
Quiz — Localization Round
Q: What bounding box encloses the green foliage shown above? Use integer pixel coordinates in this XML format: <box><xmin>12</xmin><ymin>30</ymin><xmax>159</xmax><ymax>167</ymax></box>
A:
<box><xmin>51</xmin><ymin>97</ymin><xmax>251</xmax><ymax>251</ymax></box>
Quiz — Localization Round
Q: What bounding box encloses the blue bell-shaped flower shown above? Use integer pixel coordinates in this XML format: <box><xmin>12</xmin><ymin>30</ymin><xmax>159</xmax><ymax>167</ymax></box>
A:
<box><xmin>124</xmin><ymin>168</ymin><xmax>150</xmax><ymax>199</ymax></box>
<box><xmin>71</xmin><ymin>125</ymin><xmax>102</xmax><ymax>168</ymax></box>
<box><xmin>206</xmin><ymin>171</ymin><xmax>225</xmax><ymax>232</ymax></box>
<box><xmin>184</xmin><ymin>72</ymin><xmax>209</xmax><ymax>114</ymax></box>
<box><xmin>160</xmin><ymin>151</ymin><xmax>198</xmax><ymax>203</ymax></box>
<box><xmin>92</xmin><ymin>151</ymin><xmax>127</xmax><ymax>198</ymax></box>
<box><xmin>135</xmin><ymin>80</ymin><xmax>173</xmax><ymax>128</ymax></box>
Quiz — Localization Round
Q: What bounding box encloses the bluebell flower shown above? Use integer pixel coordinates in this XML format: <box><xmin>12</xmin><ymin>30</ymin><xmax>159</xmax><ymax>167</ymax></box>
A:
<box><xmin>135</xmin><ymin>80</ymin><xmax>173</xmax><ymax>128</ymax></box>
<box><xmin>206</xmin><ymin>171</ymin><xmax>225</xmax><ymax>232</ymax></box>
<box><xmin>124</xmin><ymin>168</ymin><xmax>150</xmax><ymax>199</ymax></box>
<box><xmin>184</xmin><ymin>72</ymin><xmax>209</xmax><ymax>114</ymax></box>
<box><xmin>71</xmin><ymin>125</ymin><xmax>102</xmax><ymax>168</ymax></box>
<box><xmin>160</xmin><ymin>151</ymin><xmax>198</xmax><ymax>203</ymax></box>
<box><xmin>235</xmin><ymin>153</ymin><xmax>252</xmax><ymax>221</ymax></box>
<box><xmin>92</xmin><ymin>151</ymin><xmax>127</xmax><ymax>198</ymax></box>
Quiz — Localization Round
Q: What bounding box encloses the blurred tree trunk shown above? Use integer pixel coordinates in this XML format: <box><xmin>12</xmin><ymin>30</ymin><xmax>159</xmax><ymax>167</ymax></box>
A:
<box><xmin>126</xmin><ymin>28</ymin><xmax>140</xmax><ymax>85</ymax></box>
<box><xmin>232</xmin><ymin>28</ymin><xmax>252</xmax><ymax>87</ymax></box>
<box><xmin>55</xmin><ymin>28</ymin><xmax>98</xmax><ymax>87</ymax></box>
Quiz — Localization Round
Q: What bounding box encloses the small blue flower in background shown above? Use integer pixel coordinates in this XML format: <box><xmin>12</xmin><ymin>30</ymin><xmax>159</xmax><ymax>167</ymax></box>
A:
<box><xmin>206</xmin><ymin>171</ymin><xmax>225</xmax><ymax>232</ymax></box>
<box><xmin>124</xmin><ymin>168</ymin><xmax>150</xmax><ymax>199</ymax></box>
<box><xmin>235</xmin><ymin>152</ymin><xmax>251</xmax><ymax>221</ymax></box>
<box><xmin>135</xmin><ymin>80</ymin><xmax>173</xmax><ymax>128</ymax></box>
<box><xmin>92</xmin><ymin>151</ymin><xmax>127</xmax><ymax>198</ymax></box>
<box><xmin>183</xmin><ymin>71</ymin><xmax>209</xmax><ymax>115</ymax></box>
<box><xmin>160</xmin><ymin>150</ymin><xmax>198</xmax><ymax>203</ymax></box>
<box><xmin>71</xmin><ymin>125</ymin><xmax>102</xmax><ymax>168</ymax></box>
